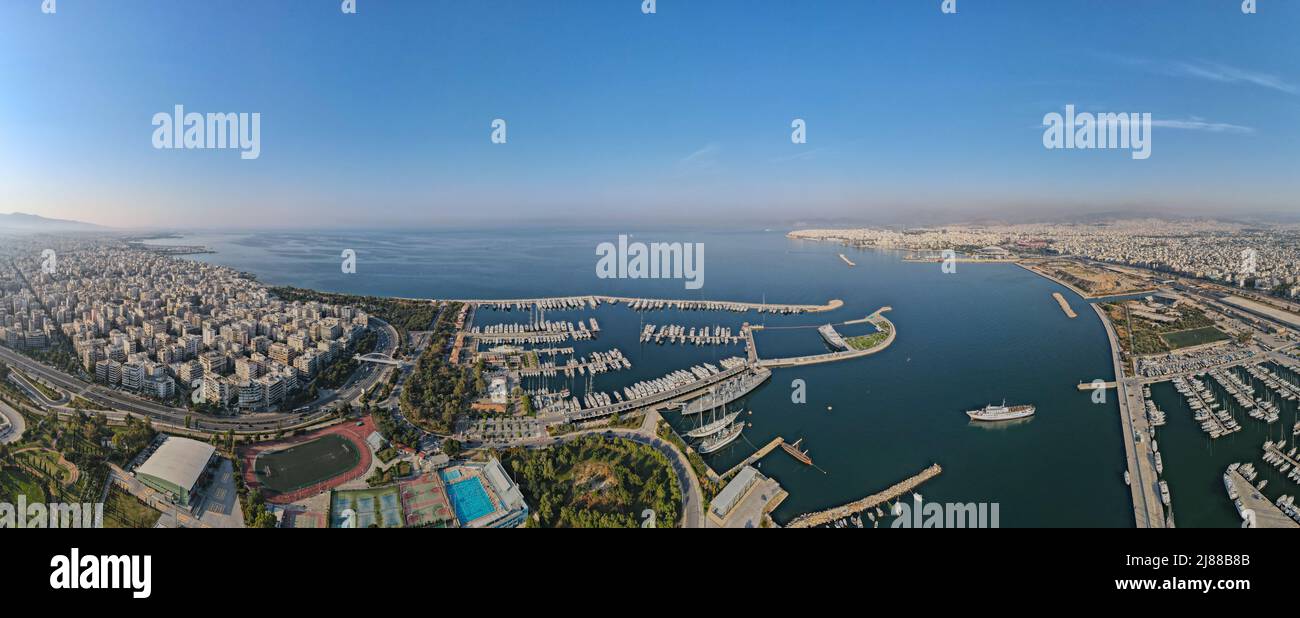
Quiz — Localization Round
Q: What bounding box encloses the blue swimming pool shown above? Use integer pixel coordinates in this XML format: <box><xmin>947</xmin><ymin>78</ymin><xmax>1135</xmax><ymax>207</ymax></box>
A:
<box><xmin>445</xmin><ymin>478</ymin><xmax>494</xmax><ymax>524</ymax></box>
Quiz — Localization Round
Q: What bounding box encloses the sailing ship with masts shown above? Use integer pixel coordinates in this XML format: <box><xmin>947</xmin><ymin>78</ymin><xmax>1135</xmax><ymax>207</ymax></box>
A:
<box><xmin>781</xmin><ymin>438</ymin><xmax>813</xmax><ymax>465</ymax></box>
<box><xmin>682</xmin><ymin>367</ymin><xmax>771</xmax><ymax>415</ymax></box>
<box><xmin>684</xmin><ymin>400</ymin><xmax>742</xmax><ymax>439</ymax></box>
<box><xmin>696</xmin><ymin>421</ymin><xmax>744</xmax><ymax>454</ymax></box>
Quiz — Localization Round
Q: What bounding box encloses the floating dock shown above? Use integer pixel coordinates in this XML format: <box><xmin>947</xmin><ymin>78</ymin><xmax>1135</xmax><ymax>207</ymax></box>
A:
<box><xmin>785</xmin><ymin>463</ymin><xmax>943</xmax><ymax>528</ymax></box>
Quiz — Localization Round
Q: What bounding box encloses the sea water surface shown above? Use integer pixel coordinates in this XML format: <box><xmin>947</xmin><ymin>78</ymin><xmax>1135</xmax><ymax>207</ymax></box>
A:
<box><xmin>155</xmin><ymin>228</ymin><xmax>1134</xmax><ymax>527</ymax></box>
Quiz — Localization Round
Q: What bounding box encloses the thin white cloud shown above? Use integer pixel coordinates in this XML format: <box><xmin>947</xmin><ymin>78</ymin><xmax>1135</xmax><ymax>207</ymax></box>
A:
<box><xmin>1109</xmin><ymin>55</ymin><xmax>1297</xmax><ymax>95</ymax></box>
<box><xmin>1152</xmin><ymin>117</ymin><xmax>1255</xmax><ymax>134</ymax></box>
<box><xmin>770</xmin><ymin>147</ymin><xmax>825</xmax><ymax>163</ymax></box>
<box><xmin>1171</xmin><ymin>61</ymin><xmax>1297</xmax><ymax>95</ymax></box>
<box><xmin>678</xmin><ymin>142</ymin><xmax>721</xmax><ymax>172</ymax></box>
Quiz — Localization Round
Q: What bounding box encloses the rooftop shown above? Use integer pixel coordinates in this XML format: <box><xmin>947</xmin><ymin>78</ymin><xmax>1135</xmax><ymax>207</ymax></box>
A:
<box><xmin>135</xmin><ymin>436</ymin><xmax>216</xmax><ymax>492</ymax></box>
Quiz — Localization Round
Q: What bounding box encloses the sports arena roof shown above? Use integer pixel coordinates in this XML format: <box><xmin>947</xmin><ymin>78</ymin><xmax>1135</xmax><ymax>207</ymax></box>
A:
<box><xmin>135</xmin><ymin>437</ymin><xmax>216</xmax><ymax>492</ymax></box>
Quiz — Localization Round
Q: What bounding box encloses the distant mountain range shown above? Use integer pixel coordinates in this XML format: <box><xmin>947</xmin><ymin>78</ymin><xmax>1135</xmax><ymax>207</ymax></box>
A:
<box><xmin>0</xmin><ymin>212</ymin><xmax>107</xmax><ymax>232</ymax></box>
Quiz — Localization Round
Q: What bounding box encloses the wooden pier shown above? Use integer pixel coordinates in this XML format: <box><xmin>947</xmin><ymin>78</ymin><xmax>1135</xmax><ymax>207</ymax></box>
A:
<box><xmin>785</xmin><ymin>463</ymin><xmax>943</xmax><ymax>528</ymax></box>
<box><xmin>720</xmin><ymin>436</ymin><xmax>785</xmax><ymax>480</ymax></box>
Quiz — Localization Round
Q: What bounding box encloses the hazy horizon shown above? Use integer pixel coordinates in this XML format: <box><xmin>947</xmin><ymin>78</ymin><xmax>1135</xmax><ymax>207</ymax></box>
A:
<box><xmin>2</xmin><ymin>1</ymin><xmax>1297</xmax><ymax>229</ymax></box>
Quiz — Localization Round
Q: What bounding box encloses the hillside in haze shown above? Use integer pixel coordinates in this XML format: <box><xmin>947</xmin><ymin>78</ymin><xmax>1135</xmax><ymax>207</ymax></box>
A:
<box><xmin>0</xmin><ymin>212</ymin><xmax>106</xmax><ymax>232</ymax></box>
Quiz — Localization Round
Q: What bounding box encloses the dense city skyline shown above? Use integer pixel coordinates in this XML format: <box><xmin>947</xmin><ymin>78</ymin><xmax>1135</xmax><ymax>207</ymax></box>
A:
<box><xmin>2</xmin><ymin>1</ymin><xmax>1297</xmax><ymax>229</ymax></box>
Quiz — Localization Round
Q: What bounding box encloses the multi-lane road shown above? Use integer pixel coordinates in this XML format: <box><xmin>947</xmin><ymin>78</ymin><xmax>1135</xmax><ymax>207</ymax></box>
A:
<box><xmin>0</xmin><ymin>318</ymin><xmax>400</xmax><ymax>435</ymax></box>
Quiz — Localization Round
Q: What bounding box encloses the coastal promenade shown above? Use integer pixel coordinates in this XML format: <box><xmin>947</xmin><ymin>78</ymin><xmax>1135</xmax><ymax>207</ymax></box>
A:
<box><xmin>1092</xmin><ymin>302</ymin><xmax>1165</xmax><ymax>529</ymax></box>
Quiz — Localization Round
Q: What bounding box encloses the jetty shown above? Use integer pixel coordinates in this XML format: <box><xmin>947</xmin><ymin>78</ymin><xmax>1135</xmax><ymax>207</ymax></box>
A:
<box><xmin>1077</xmin><ymin>381</ymin><xmax>1117</xmax><ymax>391</ymax></box>
<box><xmin>785</xmin><ymin>463</ymin><xmax>943</xmax><ymax>528</ymax></box>
<box><xmin>440</xmin><ymin>294</ymin><xmax>844</xmax><ymax>314</ymax></box>
<box><xmin>1052</xmin><ymin>292</ymin><xmax>1077</xmax><ymax>318</ymax></box>
<box><xmin>760</xmin><ymin>308</ymin><xmax>894</xmax><ymax>368</ymax></box>
<box><xmin>1225</xmin><ymin>467</ymin><xmax>1298</xmax><ymax>528</ymax></box>
<box><xmin>719</xmin><ymin>436</ymin><xmax>786</xmax><ymax>481</ymax></box>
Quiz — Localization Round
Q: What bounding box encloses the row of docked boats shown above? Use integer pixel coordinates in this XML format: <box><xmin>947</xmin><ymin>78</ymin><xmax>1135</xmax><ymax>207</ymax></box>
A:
<box><xmin>1261</xmin><ymin>440</ymin><xmax>1300</xmax><ymax>484</ymax></box>
<box><xmin>1142</xmin><ymin>394</ymin><xmax>1167</xmax><ymax>427</ymax></box>
<box><xmin>481</xmin><ymin>297</ymin><xmax>597</xmax><ymax>311</ymax></box>
<box><xmin>1277</xmin><ymin>495</ymin><xmax>1300</xmax><ymax>526</ymax></box>
<box><xmin>638</xmin><ymin>323</ymin><xmax>744</xmax><ymax>345</ymax></box>
<box><xmin>622</xmin><ymin>297</ymin><xmax>810</xmax><ymax>314</ymax></box>
<box><xmin>1244</xmin><ymin>363</ymin><xmax>1300</xmax><ymax>402</ymax></box>
<box><xmin>1171</xmin><ymin>375</ymin><xmax>1241</xmax><ymax>439</ymax></box>
<box><xmin>519</xmin><ymin>348</ymin><xmax>631</xmax><ymax>378</ymax></box>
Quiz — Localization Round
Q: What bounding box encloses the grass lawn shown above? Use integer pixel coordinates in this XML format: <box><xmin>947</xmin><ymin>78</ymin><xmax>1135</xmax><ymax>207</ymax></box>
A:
<box><xmin>16</xmin><ymin>449</ymin><xmax>74</xmax><ymax>484</ymax></box>
<box><xmin>0</xmin><ymin>466</ymin><xmax>46</xmax><ymax>504</ymax></box>
<box><xmin>103</xmin><ymin>487</ymin><xmax>163</xmax><ymax>529</ymax></box>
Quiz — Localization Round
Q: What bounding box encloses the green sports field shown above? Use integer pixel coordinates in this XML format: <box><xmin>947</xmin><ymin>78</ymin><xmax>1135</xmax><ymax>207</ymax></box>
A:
<box><xmin>1160</xmin><ymin>326</ymin><xmax>1230</xmax><ymax>350</ymax></box>
<box><xmin>254</xmin><ymin>434</ymin><xmax>360</xmax><ymax>494</ymax></box>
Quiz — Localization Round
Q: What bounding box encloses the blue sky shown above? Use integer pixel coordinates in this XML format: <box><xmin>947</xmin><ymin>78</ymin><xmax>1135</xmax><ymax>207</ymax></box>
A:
<box><xmin>0</xmin><ymin>0</ymin><xmax>1296</xmax><ymax>229</ymax></box>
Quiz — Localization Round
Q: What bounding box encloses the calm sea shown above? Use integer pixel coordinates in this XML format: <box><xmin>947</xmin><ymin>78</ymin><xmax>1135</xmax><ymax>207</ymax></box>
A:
<box><xmin>155</xmin><ymin>228</ymin><xmax>1151</xmax><ymax>527</ymax></box>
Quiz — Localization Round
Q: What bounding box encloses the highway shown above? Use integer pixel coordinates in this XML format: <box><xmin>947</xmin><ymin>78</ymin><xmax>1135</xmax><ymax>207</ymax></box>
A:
<box><xmin>0</xmin><ymin>317</ymin><xmax>400</xmax><ymax>436</ymax></box>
